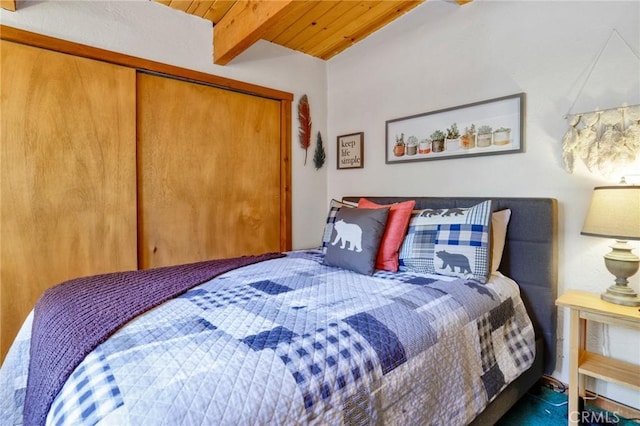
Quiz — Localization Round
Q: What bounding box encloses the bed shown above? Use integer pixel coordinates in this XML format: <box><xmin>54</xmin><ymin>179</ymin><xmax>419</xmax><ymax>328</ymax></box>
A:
<box><xmin>0</xmin><ymin>196</ymin><xmax>557</xmax><ymax>425</ymax></box>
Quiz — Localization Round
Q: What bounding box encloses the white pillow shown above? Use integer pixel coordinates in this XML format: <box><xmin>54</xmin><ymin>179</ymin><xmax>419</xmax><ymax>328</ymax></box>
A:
<box><xmin>491</xmin><ymin>209</ymin><xmax>511</xmax><ymax>273</ymax></box>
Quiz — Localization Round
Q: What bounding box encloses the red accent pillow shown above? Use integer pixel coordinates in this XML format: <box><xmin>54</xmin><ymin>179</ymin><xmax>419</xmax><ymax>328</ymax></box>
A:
<box><xmin>357</xmin><ymin>198</ymin><xmax>416</xmax><ymax>272</ymax></box>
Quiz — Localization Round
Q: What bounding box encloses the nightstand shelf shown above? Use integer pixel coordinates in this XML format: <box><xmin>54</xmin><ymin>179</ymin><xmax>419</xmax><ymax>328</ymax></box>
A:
<box><xmin>556</xmin><ymin>290</ymin><xmax>640</xmax><ymax>425</ymax></box>
<box><xmin>578</xmin><ymin>351</ymin><xmax>640</xmax><ymax>390</ymax></box>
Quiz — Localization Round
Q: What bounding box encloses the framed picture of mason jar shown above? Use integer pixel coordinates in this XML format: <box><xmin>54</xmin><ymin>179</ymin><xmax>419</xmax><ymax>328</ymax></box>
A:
<box><xmin>385</xmin><ymin>93</ymin><xmax>525</xmax><ymax>164</ymax></box>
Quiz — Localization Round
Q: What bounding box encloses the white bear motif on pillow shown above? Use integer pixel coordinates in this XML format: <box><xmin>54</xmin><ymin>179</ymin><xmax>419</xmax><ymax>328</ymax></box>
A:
<box><xmin>331</xmin><ymin>219</ymin><xmax>363</xmax><ymax>252</ymax></box>
<box><xmin>323</xmin><ymin>206</ymin><xmax>389</xmax><ymax>275</ymax></box>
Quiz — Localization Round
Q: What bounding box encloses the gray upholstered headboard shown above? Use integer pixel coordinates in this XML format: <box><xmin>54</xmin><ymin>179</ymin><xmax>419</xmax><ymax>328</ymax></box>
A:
<box><xmin>342</xmin><ymin>196</ymin><xmax>558</xmax><ymax>374</ymax></box>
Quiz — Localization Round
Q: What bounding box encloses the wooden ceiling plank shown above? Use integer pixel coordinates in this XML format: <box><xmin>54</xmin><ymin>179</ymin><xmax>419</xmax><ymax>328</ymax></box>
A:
<box><xmin>285</xmin><ymin>1</ymin><xmax>372</xmax><ymax>52</ymax></box>
<box><xmin>168</xmin><ymin>0</ymin><xmax>194</xmax><ymax>13</ymax></box>
<box><xmin>265</xmin><ymin>1</ymin><xmax>336</xmax><ymax>46</ymax></box>
<box><xmin>213</xmin><ymin>0</ymin><xmax>299</xmax><ymax>65</ymax></box>
<box><xmin>0</xmin><ymin>0</ymin><xmax>16</xmax><ymax>12</ymax></box>
<box><xmin>188</xmin><ymin>1</ymin><xmax>215</xmax><ymax>17</ymax></box>
<box><xmin>295</xmin><ymin>1</ymin><xmax>400</xmax><ymax>55</ymax></box>
<box><xmin>204</xmin><ymin>0</ymin><xmax>237</xmax><ymax>24</ymax></box>
<box><xmin>316</xmin><ymin>0</ymin><xmax>423</xmax><ymax>59</ymax></box>
<box><xmin>290</xmin><ymin>2</ymin><xmax>368</xmax><ymax>50</ymax></box>
<box><xmin>304</xmin><ymin>3</ymin><xmax>388</xmax><ymax>57</ymax></box>
<box><xmin>153</xmin><ymin>0</ymin><xmax>435</xmax><ymax>63</ymax></box>
<box><xmin>262</xmin><ymin>1</ymin><xmax>322</xmax><ymax>44</ymax></box>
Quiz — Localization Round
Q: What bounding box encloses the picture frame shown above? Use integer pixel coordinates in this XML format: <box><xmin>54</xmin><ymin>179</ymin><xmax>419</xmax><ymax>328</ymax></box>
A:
<box><xmin>385</xmin><ymin>93</ymin><xmax>525</xmax><ymax>164</ymax></box>
<box><xmin>337</xmin><ymin>132</ymin><xmax>364</xmax><ymax>169</ymax></box>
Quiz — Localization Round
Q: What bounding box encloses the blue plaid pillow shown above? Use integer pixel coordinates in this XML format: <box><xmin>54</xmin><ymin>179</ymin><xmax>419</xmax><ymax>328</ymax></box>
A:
<box><xmin>434</xmin><ymin>223</ymin><xmax>490</xmax><ymax>282</ymax></box>
<box><xmin>398</xmin><ymin>200</ymin><xmax>492</xmax><ymax>283</ymax></box>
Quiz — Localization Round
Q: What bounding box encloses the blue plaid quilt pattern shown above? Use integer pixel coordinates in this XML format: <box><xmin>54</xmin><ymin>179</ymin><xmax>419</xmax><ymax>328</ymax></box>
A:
<box><xmin>0</xmin><ymin>250</ymin><xmax>535</xmax><ymax>425</ymax></box>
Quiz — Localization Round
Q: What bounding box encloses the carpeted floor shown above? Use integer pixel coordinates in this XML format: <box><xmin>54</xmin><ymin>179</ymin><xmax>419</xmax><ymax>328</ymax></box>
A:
<box><xmin>496</xmin><ymin>386</ymin><xmax>639</xmax><ymax>425</ymax></box>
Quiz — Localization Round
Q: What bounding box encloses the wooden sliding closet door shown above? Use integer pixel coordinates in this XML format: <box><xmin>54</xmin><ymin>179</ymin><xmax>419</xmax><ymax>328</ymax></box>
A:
<box><xmin>137</xmin><ymin>73</ymin><xmax>281</xmax><ymax>269</ymax></box>
<box><xmin>0</xmin><ymin>41</ymin><xmax>137</xmax><ymax>361</ymax></box>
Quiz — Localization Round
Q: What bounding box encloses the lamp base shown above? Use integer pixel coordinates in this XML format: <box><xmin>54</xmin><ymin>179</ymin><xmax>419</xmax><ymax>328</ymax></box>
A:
<box><xmin>601</xmin><ymin>240</ymin><xmax>640</xmax><ymax>306</ymax></box>
<box><xmin>601</xmin><ymin>284</ymin><xmax>640</xmax><ymax>306</ymax></box>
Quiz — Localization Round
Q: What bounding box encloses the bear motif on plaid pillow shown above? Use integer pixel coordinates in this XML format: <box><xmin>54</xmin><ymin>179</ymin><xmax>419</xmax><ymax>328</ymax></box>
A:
<box><xmin>436</xmin><ymin>250</ymin><xmax>472</xmax><ymax>274</ymax></box>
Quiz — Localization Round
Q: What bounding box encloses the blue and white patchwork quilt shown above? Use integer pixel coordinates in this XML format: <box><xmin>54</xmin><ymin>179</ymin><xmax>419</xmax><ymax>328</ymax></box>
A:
<box><xmin>0</xmin><ymin>250</ymin><xmax>535</xmax><ymax>425</ymax></box>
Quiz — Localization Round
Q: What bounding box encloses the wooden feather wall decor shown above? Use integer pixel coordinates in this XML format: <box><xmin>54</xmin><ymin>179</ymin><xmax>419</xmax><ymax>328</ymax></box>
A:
<box><xmin>298</xmin><ymin>94</ymin><xmax>312</xmax><ymax>165</ymax></box>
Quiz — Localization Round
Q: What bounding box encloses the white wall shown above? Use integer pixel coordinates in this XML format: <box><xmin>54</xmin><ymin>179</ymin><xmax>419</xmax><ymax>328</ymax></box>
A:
<box><xmin>0</xmin><ymin>0</ymin><xmax>328</xmax><ymax>250</ymax></box>
<box><xmin>327</xmin><ymin>0</ymin><xmax>640</xmax><ymax>409</ymax></box>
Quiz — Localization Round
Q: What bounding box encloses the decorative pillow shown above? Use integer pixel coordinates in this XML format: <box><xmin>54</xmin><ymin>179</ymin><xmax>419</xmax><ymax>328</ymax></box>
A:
<box><xmin>491</xmin><ymin>209</ymin><xmax>511</xmax><ymax>273</ymax></box>
<box><xmin>320</xmin><ymin>199</ymin><xmax>357</xmax><ymax>252</ymax></box>
<box><xmin>357</xmin><ymin>198</ymin><xmax>416</xmax><ymax>272</ymax></box>
<box><xmin>399</xmin><ymin>200</ymin><xmax>493</xmax><ymax>283</ymax></box>
<box><xmin>324</xmin><ymin>207</ymin><xmax>390</xmax><ymax>275</ymax></box>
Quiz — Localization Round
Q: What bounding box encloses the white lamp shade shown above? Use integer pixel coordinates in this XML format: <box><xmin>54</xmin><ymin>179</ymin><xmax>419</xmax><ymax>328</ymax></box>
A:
<box><xmin>581</xmin><ymin>186</ymin><xmax>640</xmax><ymax>240</ymax></box>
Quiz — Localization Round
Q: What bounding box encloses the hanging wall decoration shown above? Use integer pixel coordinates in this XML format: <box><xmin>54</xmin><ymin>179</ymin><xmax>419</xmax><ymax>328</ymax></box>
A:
<box><xmin>562</xmin><ymin>105</ymin><xmax>640</xmax><ymax>176</ymax></box>
<box><xmin>561</xmin><ymin>30</ymin><xmax>640</xmax><ymax>177</ymax></box>
<box><xmin>298</xmin><ymin>94</ymin><xmax>312</xmax><ymax>165</ymax></box>
<box><xmin>313</xmin><ymin>131</ymin><xmax>326</xmax><ymax>170</ymax></box>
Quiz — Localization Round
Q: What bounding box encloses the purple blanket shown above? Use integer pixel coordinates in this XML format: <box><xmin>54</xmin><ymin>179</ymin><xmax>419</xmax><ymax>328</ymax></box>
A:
<box><xmin>24</xmin><ymin>252</ymin><xmax>284</xmax><ymax>426</ymax></box>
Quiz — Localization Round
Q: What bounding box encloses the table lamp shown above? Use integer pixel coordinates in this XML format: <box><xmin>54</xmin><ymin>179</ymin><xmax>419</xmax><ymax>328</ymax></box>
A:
<box><xmin>581</xmin><ymin>185</ymin><xmax>640</xmax><ymax>306</ymax></box>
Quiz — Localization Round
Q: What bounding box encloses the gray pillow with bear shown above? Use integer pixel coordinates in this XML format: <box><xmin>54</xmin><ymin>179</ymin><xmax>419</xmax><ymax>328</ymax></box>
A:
<box><xmin>323</xmin><ymin>207</ymin><xmax>390</xmax><ymax>275</ymax></box>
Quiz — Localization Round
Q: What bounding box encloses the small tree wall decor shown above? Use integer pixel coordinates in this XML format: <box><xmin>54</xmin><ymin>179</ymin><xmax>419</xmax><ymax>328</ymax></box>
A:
<box><xmin>313</xmin><ymin>131</ymin><xmax>326</xmax><ymax>170</ymax></box>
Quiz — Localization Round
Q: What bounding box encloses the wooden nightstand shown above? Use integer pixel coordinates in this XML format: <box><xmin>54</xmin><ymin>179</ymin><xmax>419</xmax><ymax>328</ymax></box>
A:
<box><xmin>556</xmin><ymin>290</ymin><xmax>640</xmax><ymax>425</ymax></box>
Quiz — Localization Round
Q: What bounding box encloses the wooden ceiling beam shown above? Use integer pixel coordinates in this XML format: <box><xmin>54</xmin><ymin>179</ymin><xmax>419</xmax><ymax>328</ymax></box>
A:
<box><xmin>213</xmin><ymin>0</ymin><xmax>303</xmax><ymax>65</ymax></box>
<box><xmin>0</xmin><ymin>0</ymin><xmax>16</xmax><ymax>12</ymax></box>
